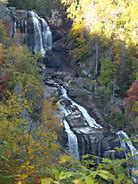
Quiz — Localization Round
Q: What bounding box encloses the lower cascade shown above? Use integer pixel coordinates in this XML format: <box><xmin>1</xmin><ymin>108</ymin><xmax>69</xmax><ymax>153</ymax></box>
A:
<box><xmin>52</xmin><ymin>83</ymin><xmax>138</xmax><ymax>183</ymax></box>
<box><xmin>117</xmin><ymin>131</ymin><xmax>138</xmax><ymax>183</ymax></box>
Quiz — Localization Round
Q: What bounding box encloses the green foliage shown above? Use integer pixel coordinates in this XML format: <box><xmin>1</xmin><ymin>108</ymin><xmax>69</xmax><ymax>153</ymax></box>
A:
<box><xmin>99</xmin><ymin>58</ymin><xmax>115</xmax><ymax>86</ymax></box>
<box><xmin>8</xmin><ymin>0</ymin><xmax>62</xmax><ymax>16</ymax></box>
<box><xmin>106</xmin><ymin>112</ymin><xmax>125</xmax><ymax>128</ymax></box>
<box><xmin>0</xmin><ymin>44</ymin><xmax>63</xmax><ymax>183</ymax></box>
<box><xmin>62</xmin><ymin>0</ymin><xmax>138</xmax><ymax>96</ymax></box>
<box><xmin>69</xmin><ymin>0</ymin><xmax>138</xmax><ymax>49</ymax></box>
<box><xmin>39</xmin><ymin>154</ymin><xmax>132</xmax><ymax>184</ymax></box>
<box><xmin>0</xmin><ymin>21</ymin><xmax>10</xmax><ymax>46</ymax></box>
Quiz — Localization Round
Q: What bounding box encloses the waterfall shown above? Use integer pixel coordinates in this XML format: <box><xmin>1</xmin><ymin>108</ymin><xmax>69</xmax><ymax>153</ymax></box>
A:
<box><xmin>59</xmin><ymin>85</ymin><xmax>102</xmax><ymax>159</ymax></box>
<box><xmin>27</xmin><ymin>11</ymin><xmax>52</xmax><ymax>56</ymax></box>
<box><xmin>40</xmin><ymin>18</ymin><xmax>52</xmax><ymax>51</ymax></box>
<box><xmin>117</xmin><ymin>131</ymin><xmax>138</xmax><ymax>183</ymax></box>
<box><xmin>59</xmin><ymin>99</ymin><xmax>80</xmax><ymax>160</ymax></box>
<box><xmin>27</xmin><ymin>11</ymin><xmax>46</xmax><ymax>56</ymax></box>
<box><xmin>13</xmin><ymin>11</ymin><xmax>52</xmax><ymax>56</ymax></box>
<box><xmin>60</xmin><ymin>86</ymin><xmax>102</xmax><ymax>128</ymax></box>
<box><xmin>13</xmin><ymin>21</ymin><xmax>17</xmax><ymax>34</ymax></box>
<box><xmin>63</xmin><ymin>119</ymin><xmax>80</xmax><ymax>160</ymax></box>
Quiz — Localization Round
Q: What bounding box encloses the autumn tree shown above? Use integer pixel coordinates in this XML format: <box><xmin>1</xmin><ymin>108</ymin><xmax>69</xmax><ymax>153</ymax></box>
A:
<box><xmin>62</xmin><ymin>0</ymin><xmax>138</xmax><ymax>96</ymax></box>
<box><xmin>125</xmin><ymin>80</ymin><xmax>138</xmax><ymax>129</ymax></box>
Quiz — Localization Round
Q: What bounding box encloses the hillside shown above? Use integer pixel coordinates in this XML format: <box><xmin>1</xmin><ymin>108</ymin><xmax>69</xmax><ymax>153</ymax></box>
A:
<box><xmin>0</xmin><ymin>0</ymin><xmax>138</xmax><ymax>183</ymax></box>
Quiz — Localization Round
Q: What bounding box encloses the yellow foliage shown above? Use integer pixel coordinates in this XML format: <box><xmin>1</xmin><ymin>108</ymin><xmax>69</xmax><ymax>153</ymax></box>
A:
<box><xmin>133</xmin><ymin>170</ymin><xmax>138</xmax><ymax>176</ymax></box>
<box><xmin>73</xmin><ymin>179</ymin><xmax>85</xmax><ymax>184</ymax></box>
<box><xmin>41</xmin><ymin>178</ymin><xmax>53</xmax><ymax>184</ymax></box>
<box><xmin>0</xmin><ymin>45</ymin><xmax>61</xmax><ymax>183</ymax></box>
<box><xmin>59</xmin><ymin>154</ymin><xmax>72</xmax><ymax>164</ymax></box>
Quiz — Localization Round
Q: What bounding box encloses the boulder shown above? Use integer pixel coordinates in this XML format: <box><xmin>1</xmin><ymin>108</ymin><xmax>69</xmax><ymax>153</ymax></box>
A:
<box><xmin>44</xmin><ymin>85</ymin><xmax>59</xmax><ymax>98</ymax></box>
<box><xmin>66</xmin><ymin>110</ymin><xmax>88</xmax><ymax>128</ymax></box>
<box><xmin>44</xmin><ymin>50</ymin><xmax>61</xmax><ymax>68</ymax></box>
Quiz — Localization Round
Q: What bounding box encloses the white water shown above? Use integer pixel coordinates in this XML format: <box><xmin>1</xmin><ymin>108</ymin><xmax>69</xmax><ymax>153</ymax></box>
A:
<box><xmin>59</xmin><ymin>101</ymin><xmax>80</xmax><ymax>160</ymax></box>
<box><xmin>28</xmin><ymin>11</ymin><xmax>52</xmax><ymax>56</ymax></box>
<box><xmin>60</xmin><ymin>86</ymin><xmax>102</xmax><ymax>128</ymax></box>
<box><xmin>28</xmin><ymin>11</ymin><xmax>45</xmax><ymax>56</ymax></box>
<box><xmin>63</xmin><ymin>119</ymin><xmax>80</xmax><ymax>160</ymax></box>
<box><xmin>60</xmin><ymin>84</ymin><xmax>138</xmax><ymax>183</ymax></box>
<box><xmin>58</xmin><ymin>85</ymin><xmax>102</xmax><ymax>159</ymax></box>
<box><xmin>117</xmin><ymin>131</ymin><xmax>138</xmax><ymax>183</ymax></box>
<box><xmin>117</xmin><ymin>131</ymin><xmax>138</xmax><ymax>155</ymax></box>
<box><xmin>14</xmin><ymin>11</ymin><xmax>52</xmax><ymax>56</ymax></box>
<box><xmin>13</xmin><ymin>21</ymin><xmax>17</xmax><ymax>34</ymax></box>
<box><xmin>40</xmin><ymin>18</ymin><xmax>52</xmax><ymax>51</ymax></box>
<box><xmin>24</xmin><ymin>21</ymin><xmax>27</xmax><ymax>34</ymax></box>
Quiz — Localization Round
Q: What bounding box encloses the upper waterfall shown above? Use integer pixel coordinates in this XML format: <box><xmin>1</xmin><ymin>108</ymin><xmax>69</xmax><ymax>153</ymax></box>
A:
<box><xmin>27</xmin><ymin>11</ymin><xmax>52</xmax><ymax>56</ymax></box>
<box><xmin>13</xmin><ymin>10</ymin><xmax>52</xmax><ymax>56</ymax></box>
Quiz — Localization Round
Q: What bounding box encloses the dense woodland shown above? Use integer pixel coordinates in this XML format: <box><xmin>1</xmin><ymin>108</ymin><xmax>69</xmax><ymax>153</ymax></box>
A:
<box><xmin>0</xmin><ymin>0</ymin><xmax>138</xmax><ymax>183</ymax></box>
<box><xmin>61</xmin><ymin>0</ymin><xmax>138</xmax><ymax>129</ymax></box>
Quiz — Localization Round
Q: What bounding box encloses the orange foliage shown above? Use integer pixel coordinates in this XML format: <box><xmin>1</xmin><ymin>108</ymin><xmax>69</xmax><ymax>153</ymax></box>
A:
<box><xmin>125</xmin><ymin>80</ymin><xmax>138</xmax><ymax>112</ymax></box>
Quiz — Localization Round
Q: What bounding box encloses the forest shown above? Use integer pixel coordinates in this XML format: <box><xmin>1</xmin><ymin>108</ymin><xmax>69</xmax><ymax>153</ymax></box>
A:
<box><xmin>0</xmin><ymin>0</ymin><xmax>138</xmax><ymax>183</ymax></box>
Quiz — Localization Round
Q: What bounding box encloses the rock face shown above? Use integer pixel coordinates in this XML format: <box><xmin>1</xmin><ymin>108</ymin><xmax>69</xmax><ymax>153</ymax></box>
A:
<box><xmin>0</xmin><ymin>6</ymin><xmax>52</xmax><ymax>56</ymax></box>
<box><xmin>0</xmin><ymin>5</ymin><xmax>14</xmax><ymax>37</ymax></box>
<box><xmin>44</xmin><ymin>50</ymin><xmax>61</xmax><ymax>68</ymax></box>
<box><xmin>61</xmin><ymin>97</ymin><xmax>123</xmax><ymax>159</ymax></box>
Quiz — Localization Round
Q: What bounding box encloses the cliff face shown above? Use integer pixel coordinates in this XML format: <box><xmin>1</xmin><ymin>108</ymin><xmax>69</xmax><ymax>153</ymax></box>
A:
<box><xmin>0</xmin><ymin>6</ymin><xmax>29</xmax><ymax>44</ymax></box>
<box><xmin>0</xmin><ymin>5</ymin><xmax>14</xmax><ymax>37</ymax></box>
<box><xmin>0</xmin><ymin>6</ymin><xmax>52</xmax><ymax>57</ymax></box>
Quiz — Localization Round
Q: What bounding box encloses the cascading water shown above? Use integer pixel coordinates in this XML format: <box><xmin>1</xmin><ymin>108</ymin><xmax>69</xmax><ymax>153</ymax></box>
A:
<box><xmin>117</xmin><ymin>131</ymin><xmax>138</xmax><ymax>183</ymax></box>
<box><xmin>27</xmin><ymin>11</ymin><xmax>52</xmax><ymax>56</ymax></box>
<box><xmin>60</xmin><ymin>104</ymin><xmax>80</xmax><ymax>160</ymax></box>
<box><xmin>59</xmin><ymin>84</ymin><xmax>138</xmax><ymax>183</ymax></box>
<box><xmin>27</xmin><ymin>11</ymin><xmax>45</xmax><ymax>56</ymax></box>
<box><xmin>39</xmin><ymin>18</ymin><xmax>52</xmax><ymax>51</ymax></box>
<box><xmin>13</xmin><ymin>11</ymin><xmax>52</xmax><ymax>56</ymax></box>
<box><xmin>59</xmin><ymin>85</ymin><xmax>102</xmax><ymax>159</ymax></box>
<box><xmin>60</xmin><ymin>86</ymin><xmax>102</xmax><ymax>128</ymax></box>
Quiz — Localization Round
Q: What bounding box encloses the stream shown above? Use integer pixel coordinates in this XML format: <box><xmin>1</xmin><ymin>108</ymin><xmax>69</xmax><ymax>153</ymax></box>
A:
<box><xmin>58</xmin><ymin>84</ymin><xmax>138</xmax><ymax>183</ymax></box>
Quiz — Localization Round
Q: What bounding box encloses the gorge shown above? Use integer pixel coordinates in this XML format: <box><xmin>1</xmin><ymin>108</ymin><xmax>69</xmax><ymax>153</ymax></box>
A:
<box><xmin>0</xmin><ymin>2</ymin><xmax>138</xmax><ymax>183</ymax></box>
<box><xmin>12</xmin><ymin>8</ymin><xmax>138</xmax><ymax>183</ymax></box>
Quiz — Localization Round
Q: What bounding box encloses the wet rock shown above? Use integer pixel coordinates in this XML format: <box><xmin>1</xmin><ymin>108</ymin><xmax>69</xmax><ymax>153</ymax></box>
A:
<box><xmin>15</xmin><ymin>10</ymin><xmax>27</xmax><ymax>19</ymax></box>
<box><xmin>60</xmin><ymin>99</ymin><xmax>72</xmax><ymax>107</ymax></box>
<box><xmin>52</xmin><ymin>37</ymin><xmax>67</xmax><ymax>52</ymax></box>
<box><xmin>44</xmin><ymin>50</ymin><xmax>61</xmax><ymax>68</ymax></box>
<box><xmin>45</xmin><ymin>79</ymin><xmax>57</xmax><ymax>87</ymax></box>
<box><xmin>68</xmin><ymin>88</ymin><xmax>93</xmax><ymax>100</ymax></box>
<box><xmin>69</xmin><ymin>77</ymin><xmax>94</xmax><ymax>91</ymax></box>
<box><xmin>44</xmin><ymin>85</ymin><xmax>59</xmax><ymax>98</ymax></box>
<box><xmin>66</xmin><ymin>110</ymin><xmax>88</xmax><ymax>128</ymax></box>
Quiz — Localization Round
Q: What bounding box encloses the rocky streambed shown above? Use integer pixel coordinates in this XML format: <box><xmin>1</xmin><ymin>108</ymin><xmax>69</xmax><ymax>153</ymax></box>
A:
<box><xmin>43</xmin><ymin>71</ymin><xmax>125</xmax><ymax>160</ymax></box>
<box><xmin>43</xmin><ymin>70</ymin><xmax>138</xmax><ymax>183</ymax></box>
